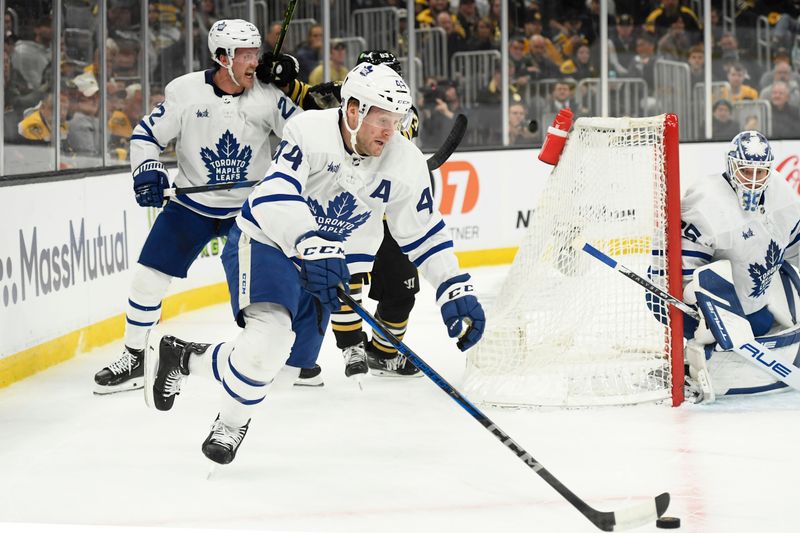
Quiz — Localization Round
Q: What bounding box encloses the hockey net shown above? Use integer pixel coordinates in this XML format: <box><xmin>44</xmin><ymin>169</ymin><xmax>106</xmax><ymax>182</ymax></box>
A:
<box><xmin>464</xmin><ymin>114</ymin><xmax>684</xmax><ymax>407</ymax></box>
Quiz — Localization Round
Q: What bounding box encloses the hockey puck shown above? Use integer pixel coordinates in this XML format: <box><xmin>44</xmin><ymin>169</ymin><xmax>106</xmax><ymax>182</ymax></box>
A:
<box><xmin>656</xmin><ymin>516</ymin><xmax>681</xmax><ymax>529</ymax></box>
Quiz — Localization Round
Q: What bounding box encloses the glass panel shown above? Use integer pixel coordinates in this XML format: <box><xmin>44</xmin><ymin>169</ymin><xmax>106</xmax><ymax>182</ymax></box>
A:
<box><xmin>106</xmin><ymin>0</ymin><xmax>143</xmax><ymax>164</ymax></box>
<box><xmin>5</xmin><ymin>1</ymin><xmax>55</xmax><ymax>175</ymax></box>
<box><xmin>62</xmin><ymin>0</ymin><xmax>103</xmax><ymax>168</ymax></box>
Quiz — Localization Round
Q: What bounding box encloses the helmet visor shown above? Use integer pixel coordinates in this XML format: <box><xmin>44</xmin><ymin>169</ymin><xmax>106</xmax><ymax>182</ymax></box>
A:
<box><xmin>361</xmin><ymin>107</ymin><xmax>411</xmax><ymax>133</ymax></box>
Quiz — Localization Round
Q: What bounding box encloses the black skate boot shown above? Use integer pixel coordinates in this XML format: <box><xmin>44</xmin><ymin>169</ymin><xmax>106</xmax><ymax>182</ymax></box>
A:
<box><xmin>294</xmin><ymin>364</ymin><xmax>324</xmax><ymax>387</ymax></box>
<box><xmin>144</xmin><ymin>332</ymin><xmax>209</xmax><ymax>411</ymax></box>
<box><xmin>202</xmin><ymin>414</ymin><xmax>251</xmax><ymax>465</ymax></box>
<box><xmin>94</xmin><ymin>347</ymin><xmax>145</xmax><ymax>395</ymax></box>
<box><xmin>366</xmin><ymin>343</ymin><xmax>422</xmax><ymax>377</ymax></box>
<box><xmin>343</xmin><ymin>333</ymin><xmax>369</xmax><ymax>378</ymax></box>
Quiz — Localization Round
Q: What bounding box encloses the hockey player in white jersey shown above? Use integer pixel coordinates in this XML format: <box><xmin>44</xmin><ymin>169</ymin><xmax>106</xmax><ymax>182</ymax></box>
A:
<box><xmin>681</xmin><ymin>130</ymin><xmax>800</xmax><ymax>400</ymax></box>
<box><xmin>93</xmin><ymin>19</ymin><xmax>301</xmax><ymax>394</ymax></box>
<box><xmin>142</xmin><ymin>63</ymin><xmax>486</xmax><ymax>465</ymax></box>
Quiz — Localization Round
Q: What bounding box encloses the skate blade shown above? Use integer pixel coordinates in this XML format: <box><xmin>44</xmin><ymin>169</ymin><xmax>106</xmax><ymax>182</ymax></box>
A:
<box><xmin>92</xmin><ymin>381</ymin><xmax>144</xmax><ymax>395</ymax></box>
<box><xmin>350</xmin><ymin>374</ymin><xmax>365</xmax><ymax>391</ymax></box>
<box><xmin>143</xmin><ymin>329</ymin><xmax>161</xmax><ymax>409</ymax></box>
<box><xmin>206</xmin><ymin>462</ymin><xmax>219</xmax><ymax>480</ymax></box>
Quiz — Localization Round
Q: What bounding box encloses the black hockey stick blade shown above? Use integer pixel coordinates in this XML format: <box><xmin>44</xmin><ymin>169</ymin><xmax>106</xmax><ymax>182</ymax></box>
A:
<box><xmin>427</xmin><ymin>113</ymin><xmax>467</xmax><ymax>170</ymax></box>
<box><xmin>164</xmin><ymin>180</ymin><xmax>260</xmax><ymax>197</ymax></box>
<box><xmin>335</xmin><ymin>287</ymin><xmax>670</xmax><ymax>531</ymax></box>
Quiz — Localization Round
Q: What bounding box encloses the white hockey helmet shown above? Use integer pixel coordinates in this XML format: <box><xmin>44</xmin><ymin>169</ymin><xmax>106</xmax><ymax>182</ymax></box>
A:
<box><xmin>725</xmin><ymin>130</ymin><xmax>774</xmax><ymax>211</ymax></box>
<box><xmin>340</xmin><ymin>63</ymin><xmax>413</xmax><ymax>154</ymax></box>
<box><xmin>208</xmin><ymin>19</ymin><xmax>261</xmax><ymax>86</ymax></box>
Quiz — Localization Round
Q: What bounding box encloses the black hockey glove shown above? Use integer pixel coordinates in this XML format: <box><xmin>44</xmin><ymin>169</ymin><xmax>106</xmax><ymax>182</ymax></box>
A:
<box><xmin>304</xmin><ymin>81</ymin><xmax>342</xmax><ymax>110</ymax></box>
<box><xmin>256</xmin><ymin>52</ymin><xmax>300</xmax><ymax>86</ymax></box>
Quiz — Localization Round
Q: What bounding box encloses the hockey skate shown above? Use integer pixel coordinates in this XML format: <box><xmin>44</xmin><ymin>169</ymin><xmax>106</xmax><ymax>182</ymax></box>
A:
<box><xmin>342</xmin><ymin>334</ymin><xmax>369</xmax><ymax>389</ymax></box>
<box><xmin>202</xmin><ymin>414</ymin><xmax>250</xmax><ymax>465</ymax></box>
<box><xmin>93</xmin><ymin>347</ymin><xmax>145</xmax><ymax>395</ymax></box>
<box><xmin>294</xmin><ymin>364</ymin><xmax>324</xmax><ymax>387</ymax></box>
<box><xmin>144</xmin><ymin>332</ymin><xmax>209</xmax><ymax>411</ymax></box>
<box><xmin>367</xmin><ymin>344</ymin><xmax>422</xmax><ymax>377</ymax></box>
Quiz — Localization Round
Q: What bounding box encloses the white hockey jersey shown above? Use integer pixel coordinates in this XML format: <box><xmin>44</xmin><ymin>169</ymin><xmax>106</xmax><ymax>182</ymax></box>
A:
<box><xmin>681</xmin><ymin>172</ymin><xmax>800</xmax><ymax>315</ymax></box>
<box><xmin>130</xmin><ymin>69</ymin><xmax>300</xmax><ymax>218</ymax></box>
<box><xmin>236</xmin><ymin>108</ymin><xmax>460</xmax><ymax>288</ymax></box>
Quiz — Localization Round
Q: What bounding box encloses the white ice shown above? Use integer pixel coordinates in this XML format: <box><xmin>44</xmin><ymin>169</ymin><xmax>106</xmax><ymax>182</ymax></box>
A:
<box><xmin>1</xmin><ymin>265</ymin><xmax>799</xmax><ymax>533</ymax></box>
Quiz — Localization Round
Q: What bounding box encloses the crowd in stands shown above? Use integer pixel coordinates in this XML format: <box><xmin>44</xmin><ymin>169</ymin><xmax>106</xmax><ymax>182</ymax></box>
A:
<box><xmin>4</xmin><ymin>0</ymin><xmax>800</xmax><ymax>175</ymax></box>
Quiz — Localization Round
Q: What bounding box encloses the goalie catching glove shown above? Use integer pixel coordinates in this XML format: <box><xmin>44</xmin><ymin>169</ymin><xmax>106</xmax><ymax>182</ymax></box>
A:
<box><xmin>132</xmin><ymin>159</ymin><xmax>169</xmax><ymax>207</ymax></box>
<box><xmin>436</xmin><ymin>274</ymin><xmax>486</xmax><ymax>351</ymax></box>
<box><xmin>296</xmin><ymin>231</ymin><xmax>350</xmax><ymax>312</ymax></box>
<box><xmin>256</xmin><ymin>51</ymin><xmax>300</xmax><ymax>86</ymax></box>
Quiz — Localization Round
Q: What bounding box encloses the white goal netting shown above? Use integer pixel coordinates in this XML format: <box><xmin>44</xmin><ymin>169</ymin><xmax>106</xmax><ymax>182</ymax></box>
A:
<box><xmin>465</xmin><ymin>115</ymin><xmax>680</xmax><ymax>407</ymax></box>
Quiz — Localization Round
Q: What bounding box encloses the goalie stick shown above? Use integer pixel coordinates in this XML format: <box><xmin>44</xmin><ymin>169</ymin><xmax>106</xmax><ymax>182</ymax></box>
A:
<box><xmin>163</xmin><ymin>119</ymin><xmax>469</xmax><ymax>197</ymax></box>
<box><xmin>336</xmin><ymin>287</ymin><xmax>670</xmax><ymax>531</ymax></box>
<box><xmin>582</xmin><ymin>243</ymin><xmax>800</xmax><ymax>390</ymax></box>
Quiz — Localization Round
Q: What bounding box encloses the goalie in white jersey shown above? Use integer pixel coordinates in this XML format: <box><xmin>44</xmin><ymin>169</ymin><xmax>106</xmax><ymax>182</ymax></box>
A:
<box><xmin>681</xmin><ymin>130</ymin><xmax>800</xmax><ymax>400</ymax></box>
<box><xmin>142</xmin><ymin>63</ymin><xmax>486</xmax><ymax>465</ymax></box>
<box><xmin>93</xmin><ymin>19</ymin><xmax>300</xmax><ymax>394</ymax></box>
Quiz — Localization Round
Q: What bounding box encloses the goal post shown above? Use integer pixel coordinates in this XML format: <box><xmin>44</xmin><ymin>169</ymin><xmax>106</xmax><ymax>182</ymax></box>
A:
<box><xmin>465</xmin><ymin>114</ymin><xmax>684</xmax><ymax>407</ymax></box>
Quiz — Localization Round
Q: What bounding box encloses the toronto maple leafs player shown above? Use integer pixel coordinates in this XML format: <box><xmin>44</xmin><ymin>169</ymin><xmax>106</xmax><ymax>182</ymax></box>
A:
<box><xmin>273</xmin><ymin>50</ymin><xmax>428</xmax><ymax>385</ymax></box>
<box><xmin>141</xmin><ymin>63</ymin><xmax>486</xmax><ymax>465</ymax></box>
<box><xmin>681</xmin><ymin>130</ymin><xmax>800</xmax><ymax>401</ymax></box>
<box><xmin>92</xmin><ymin>19</ymin><xmax>300</xmax><ymax>394</ymax></box>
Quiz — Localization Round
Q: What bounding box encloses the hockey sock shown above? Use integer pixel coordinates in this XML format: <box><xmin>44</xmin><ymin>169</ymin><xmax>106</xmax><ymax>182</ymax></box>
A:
<box><xmin>189</xmin><ymin>342</ymin><xmax>233</xmax><ymax>382</ymax></box>
<box><xmin>331</xmin><ymin>278</ymin><xmax>364</xmax><ymax>348</ymax></box>
<box><xmin>369</xmin><ymin>297</ymin><xmax>414</xmax><ymax>356</ymax></box>
<box><xmin>124</xmin><ymin>265</ymin><xmax>171</xmax><ymax>351</ymax></box>
<box><xmin>220</xmin><ymin>303</ymin><xmax>294</xmax><ymax>428</ymax></box>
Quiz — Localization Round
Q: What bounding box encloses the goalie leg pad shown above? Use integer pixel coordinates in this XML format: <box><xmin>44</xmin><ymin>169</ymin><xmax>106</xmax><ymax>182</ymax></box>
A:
<box><xmin>694</xmin><ymin>261</ymin><xmax>752</xmax><ymax>351</ymax></box>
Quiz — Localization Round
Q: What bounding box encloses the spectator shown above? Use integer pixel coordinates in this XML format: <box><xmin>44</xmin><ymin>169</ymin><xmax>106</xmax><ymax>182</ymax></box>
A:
<box><xmin>508</xmin><ymin>101</ymin><xmax>537</xmax><ymax>145</ymax></box>
<box><xmin>528</xmin><ymin>34</ymin><xmax>562</xmax><ymax>80</ymax></box>
<box><xmin>759</xmin><ymin>59</ymin><xmax>800</xmax><ymax>108</ymax></box>
<box><xmin>645</xmin><ymin>0</ymin><xmax>701</xmax><ymax>42</ymax></box>
<box><xmin>657</xmin><ymin>15</ymin><xmax>692</xmax><ymax>61</ymax></box>
<box><xmin>108</xmin><ymin>1</ymin><xmax>139</xmax><ymax>43</ymax></box>
<box><xmin>194</xmin><ymin>0</ymin><xmax>219</xmax><ymax>68</ymax></box>
<box><xmin>560</xmin><ymin>43</ymin><xmax>597</xmax><ymax>81</ymax></box>
<box><xmin>435</xmin><ymin>10</ymin><xmax>467</xmax><ymax>66</ymax></box>
<box><xmin>5</xmin><ymin>9</ymin><xmax>18</xmax><ymax>45</ymax></box>
<box><xmin>627</xmin><ymin>33</ymin><xmax>658</xmax><ymax>95</ymax></box>
<box><xmin>308</xmin><ymin>40</ymin><xmax>349</xmax><ymax>85</ymax></box>
<box><xmin>541</xmin><ymin>79</ymin><xmax>578</xmax><ymax>115</ymax></box>
<box><xmin>262</xmin><ymin>22</ymin><xmax>282</xmax><ymax>54</ymax></box>
<box><xmin>687</xmin><ymin>44</ymin><xmax>705</xmax><ymax>87</ymax></box>
<box><xmin>464</xmin><ymin>17</ymin><xmax>497</xmax><ymax>51</ymax></box>
<box><xmin>456</xmin><ymin>0</ymin><xmax>479</xmax><ymax>40</ymax></box>
<box><xmin>10</xmin><ymin>15</ymin><xmax>52</xmax><ymax>93</ymax></box>
<box><xmin>17</xmin><ymin>92</ymin><xmax>68</xmax><ymax>143</ymax></box>
<box><xmin>476</xmin><ymin>64</ymin><xmax>523</xmax><ymax>107</ymax></box>
<box><xmin>552</xmin><ymin>11</ymin><xmax>588</xmax><ymax>60</ymax></box>
<box><xmin>585</xmin><ymin>0</ymin><xmax>615</xmax><ymax>47</ymax></box>
<box><xmin>294</xmin><ymin>24</ymin><xmax>323</xmax><ymax>82</ymax></box>
<box><xmin>710</xmin><ymin>99</ymin><xmax>740</xmax><ymax>141</ymax></box>
<box><xmin>113</xmin><ymin>39</ymin><xmax>140</xmax><ymax>79</ymax></box>
<box><xmin>417</xmin><ymin>0</ymin><xmax>452</xmax><ymax>28</ymax></box>
<box><xmin>609</xmin><ymin>13</ymin><xmax>637</xmax><ymax>76</ymax></box>
<box><xmin>769</xmin><ymin>81</ymin><xmax>800</xmax><ymax>138</ymax></box>
<box><xmin>713</xmin><ymin>32</ymin><xmax>742</xmax><ymax>81</ymax></box>
<box><xmin>508</xmin><ymin>35</ymin><xmax>535</xmax><ymax>90</ymax></box>
<box><xmin>523</xmin><ymin>12</ymin><xmax>563</xmax><ymax>67</ymax></box>
<box><xmin>421</xmin><ymin>80</ymin><xmax>466</xmax><ymax>149</ymax></box>
<box><xmin>67</xmin><ymin>72</ymin><xmax>101</xmax><ymax>155</ymax></box>
<box><xmin>719</xmin><ymin>63</ymin><xmax>758</xmax><ymax>102</ymax></box>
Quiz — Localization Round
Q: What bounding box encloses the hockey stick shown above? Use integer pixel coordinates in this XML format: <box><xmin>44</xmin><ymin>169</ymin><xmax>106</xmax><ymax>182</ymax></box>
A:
<box><xmin>273</xmin><ymin>0</ymin><xmax>299</xmax><ymax>56</ymax></box>
<box><xmin>163</xmin><ymin>180</ymin><xmax>260</xmax><ymax>197</ymax></box>
<box><xmin>336</xmin><ymin>287</ymin><xmax>670</xmax><ymax>531</ymax></box>
<box><xmin>163</xmin><ymin>131</ymin><xmax>468</xmax><ymax>197</ymax></box>
<box><xmin>582</xmin><ymin>243</ymin><xmax>800</xmax><ymax>390</ymax></box>
<box><xmin>426</xmin><ymin>113</ymin><xmax>468</xmax><ymax>171</ymax></box>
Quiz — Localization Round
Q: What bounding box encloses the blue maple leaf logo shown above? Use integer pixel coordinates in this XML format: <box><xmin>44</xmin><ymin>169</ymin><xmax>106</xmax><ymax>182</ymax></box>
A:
<box><xmin>306</xmin><ymin>192</ymin><xmax>371</xmax><ymax>240</ymax></box>
<box><xmin>200</xmin><ymin>130</ymin><xmax>253</xmax><ymax>184</ymax></box>
<box><xmin>748</xmin><ymin>240</ymin><xmax>784</xmax><ymax>297</ymax></box>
